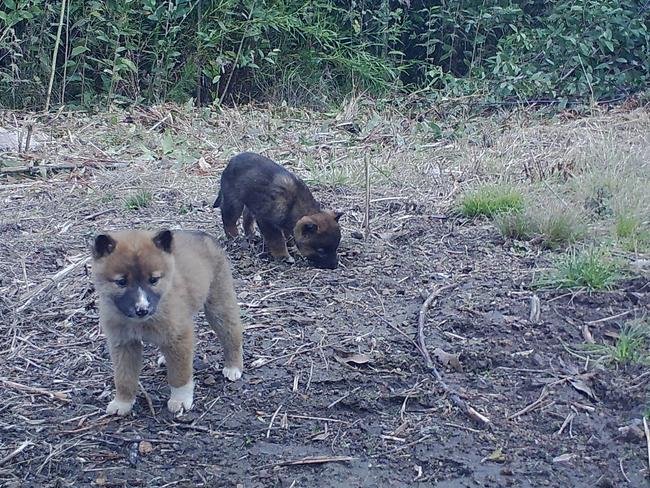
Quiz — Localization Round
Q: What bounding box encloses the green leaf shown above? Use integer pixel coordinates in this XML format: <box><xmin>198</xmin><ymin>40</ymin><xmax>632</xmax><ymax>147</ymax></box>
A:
<box><xmin>70</xmin><ymin>45</ymin><xmax>89</xmax><ymax>57</ymax></box>
<box><xmin>161</xmin><ymin>130</ymin><xmax>175</xmax><ymax>155</ymax></box>
<box><xmin>119</xmin><ymin>58</ymin><xmax>137</xmax><ymax>73</ymax></box>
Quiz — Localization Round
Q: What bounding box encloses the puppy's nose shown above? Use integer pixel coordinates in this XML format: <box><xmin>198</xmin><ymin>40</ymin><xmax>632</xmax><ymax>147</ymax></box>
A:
<box><xmin>135</xmin><ymin>307</ymin><xmax>149</xmax><ymax>317</ymax></box>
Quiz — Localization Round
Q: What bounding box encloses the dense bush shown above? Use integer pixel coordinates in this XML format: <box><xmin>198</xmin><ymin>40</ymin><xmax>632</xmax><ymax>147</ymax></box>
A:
<box><xmin>0</xmin><ymin>0</ymin><xmax>648</xmax><ymax>109</ymax></box>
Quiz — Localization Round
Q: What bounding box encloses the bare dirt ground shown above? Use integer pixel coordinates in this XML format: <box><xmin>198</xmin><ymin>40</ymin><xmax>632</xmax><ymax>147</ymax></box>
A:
<box><xmin>0</xmin><ymin>105</ymin><xmax>648</xmax><ymax>487</ymax></box>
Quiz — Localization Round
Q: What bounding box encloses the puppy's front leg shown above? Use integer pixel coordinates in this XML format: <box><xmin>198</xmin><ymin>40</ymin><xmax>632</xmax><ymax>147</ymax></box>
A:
<box><xmin>161</xmin><ymin>327</ymin><xmax>195</xmax><ymax>413</ymax></box>
<box><xmin>106</xmin><ymin>340</ymin><xmax>143</xmax><ymax>415</ymax></box>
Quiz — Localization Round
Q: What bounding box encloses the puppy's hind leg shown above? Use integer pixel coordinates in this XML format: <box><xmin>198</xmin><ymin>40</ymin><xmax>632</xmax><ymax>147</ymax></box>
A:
<box><xmin>106</xmin><ymin>340</ymin><xmax>143</xmax><ymax>416</ymax></box>
<box><xmin>204</xmin><ymin>265</ymin><xmax>244</xmax><ymax>381</ymax></box>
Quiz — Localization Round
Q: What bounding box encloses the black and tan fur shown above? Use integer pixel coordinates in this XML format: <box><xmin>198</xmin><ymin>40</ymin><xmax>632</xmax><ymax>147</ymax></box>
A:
<box><xmin>92</xmin><ymin>229</ymin><xmax>243</xmax><ymax>415</ymax></box>
<box><xmin>214</xmin><ymin>152</ymin><xmax>343</xmax><ymax>269</ymax></box>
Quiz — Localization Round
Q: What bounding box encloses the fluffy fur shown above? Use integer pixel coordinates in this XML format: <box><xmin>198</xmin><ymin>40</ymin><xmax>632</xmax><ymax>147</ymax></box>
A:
<box><xmin>92</xmin><ymin>229</ymin><xmax>243</xmax><ymax>415</ymax></box>
<box><xmin>214</xmin><ymin>152</ymin><xmax>343</xmax><ymax>269</ymax></box>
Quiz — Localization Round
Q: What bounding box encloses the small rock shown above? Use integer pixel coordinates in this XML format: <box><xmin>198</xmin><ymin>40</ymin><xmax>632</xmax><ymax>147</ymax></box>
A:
<box><xmin>138</xmin><ymin>441</ymin><xmax>153</xmax><ymax>455</ymax></box>
<box><xmin>204</xmin><ymin>374</ymin><xmax>216</xmax><ymax>386</ymax></box>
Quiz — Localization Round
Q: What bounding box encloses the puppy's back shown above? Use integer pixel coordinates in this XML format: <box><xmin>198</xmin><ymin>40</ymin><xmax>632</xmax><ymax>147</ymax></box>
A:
<box><xmin>223</xmin><ymin>152</ymin><xmax>288</xmax><ymax>182</ymax></box>
<box><xmin>170</xmin><ymin>231</ymin><xmax>230</xmax><ymax>297</ymax></box>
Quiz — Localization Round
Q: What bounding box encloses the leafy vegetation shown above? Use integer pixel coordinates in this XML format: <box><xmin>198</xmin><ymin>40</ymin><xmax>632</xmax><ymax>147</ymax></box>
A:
<box><xmin>1</xmin><ymin>1</ymin><xmax>648</xmax><ymax>109</ymax></box>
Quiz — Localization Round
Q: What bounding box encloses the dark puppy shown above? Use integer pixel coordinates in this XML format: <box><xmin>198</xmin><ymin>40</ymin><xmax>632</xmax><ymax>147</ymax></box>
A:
<box><xmin>214</xmin><ymin>152</ymin><xmax>342</xmax><ymax>269</ymax></box>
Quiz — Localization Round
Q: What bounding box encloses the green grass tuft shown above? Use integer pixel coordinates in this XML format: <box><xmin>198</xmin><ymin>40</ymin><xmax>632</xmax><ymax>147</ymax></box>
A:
<box><xmin>457</xmin><ymin>184</ymin><xmax>524</xmax><ymax>218</ymax></box>
<box><xmin>494</xmin><ymin>210</ymin><xmax>532</xmax><ymax>240</ymax></box>
<box><xmin>536</xmin><ymin>247</ymin><xmax>622</xmax><ymax>290</ymax></box>
<box><xmin>124</xmin><ymin>190</ymin><xmax>153</xmax><ymax>211</ymax></box>
<box><xmin>615</xmin><ymin>213</ymin><xmax>641</xmax><ymax>239</ymax></box>
<box><xmin>582</xmin><ymin>320</ymin><xmax>649</xmax><ymax>365</ymax></box>
<box><xmin>534</xmin><ymin>205</ymin><xmax>586</xmax><ymax>249</ymax></box>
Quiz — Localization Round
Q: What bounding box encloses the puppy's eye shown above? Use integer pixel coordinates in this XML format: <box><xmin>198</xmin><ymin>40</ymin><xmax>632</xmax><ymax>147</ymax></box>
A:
<box><xmin>114</xmin><ymin>277</ymin><xmax>128</xmax><ymax>288</ymax></box>
<box><xmin>149</xmin><ymin>276</ymin><xmax>160</xmax><ymax>285</ymax></box>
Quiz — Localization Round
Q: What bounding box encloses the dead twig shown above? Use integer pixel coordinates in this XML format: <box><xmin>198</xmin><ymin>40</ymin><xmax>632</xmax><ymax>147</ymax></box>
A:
<box><xmin>363</xmin><ymin>154</ymin><xmax>370</xmax><ymax>239</ymax></box>
<box><xmin>0</xmin><ymin>378</ymin><xmax>70</xmax><ymax>403</ymax></box>
<box><xmin>582</xmin><ymin>324</ymin><xmax>595</xmax><ymax>344</ymax></box>
<box><xmin>619</xmin><ymin>458</ymin><xmax>631</xmax><ymax>484</ymax></box>
<box><xmin>84</xmin><ymin>208</ymin><xmax>117</xmax><ymax>221</ymax></box>
<box><xmin>327</xmin><ymin>387</ymin><xmax>361</xmax><ymax>409</ymax></box>
<box><xmin>417</xmin><ymin>283</ymin><xmax>490</xmax><ymax>426</ymax></box>
<box><xmin>418</xmin><ymin>284</ymin><xmax>457</xmax><ymax>370</ymax></box>
<box><xmin>16</xmin><ymin>256</ymin><xmax>90</xmax><ymax>313</ymax></box>
<box><xmin>139</xmin><ymin>382</ymin><xmax>156</xmax><ymax>417</ymax></box>
<box><xmin>586</xmin><ymin>310</ymin><xmax>633</xmax><ymax>325</ymax></box>
<box><xmin>0</xmin><ymin>440</ymin><xmax>33</xmax><ymax>467</ymax></box>
<box><xmin>556</xmin><ymin>411</ymin><xmax>576</xmax><ymax>436</ymax></box>
<box><xmin>0</xmin><ymin>162</ymin><xmax>129</xmax><ymax>175</ymax></box>
<box><xmin>643</xmin><ymin>415</ymin><xmax>650</xmax><ymax>471</ymax></box>
<box><xmin>270</xmin><ymin>455</ymin><xmax>356</xmax><ymax>468</ymax></box>
<box><xmin>529</xmin><ymin>295</ymin><xmax>541</xmax><ymax>324</ymax></box>
<box><xmin>44</xmin><ymin>0</ymin><xmax>66</xmax><ymax>112</ymax></box>
<box><xmin>508</xmin><ymin>387</ymin><xmax>550</xmax><ymax>420</ymax></box>
<box><xmin>266</xmin><ymin>404</ymin><xmax>283</xmax><ymax>439</ymax></box>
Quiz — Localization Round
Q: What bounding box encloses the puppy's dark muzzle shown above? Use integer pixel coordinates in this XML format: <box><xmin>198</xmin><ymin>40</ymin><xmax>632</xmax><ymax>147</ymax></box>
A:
<box><xmin>309</xmin><ymin>257</ymin><xmax>338</xmax><ymax>270</ymax></box>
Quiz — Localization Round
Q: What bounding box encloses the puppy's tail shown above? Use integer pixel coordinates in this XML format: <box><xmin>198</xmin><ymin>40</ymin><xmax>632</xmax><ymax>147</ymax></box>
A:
<box><xmin>213</xmin><ymin>189</ymin><xmax>222</xmax><ymax>208</ymax></box>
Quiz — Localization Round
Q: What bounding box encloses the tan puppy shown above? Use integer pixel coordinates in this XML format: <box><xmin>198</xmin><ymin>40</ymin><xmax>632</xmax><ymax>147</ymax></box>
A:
<box><xmin>91</xmin><ymin>229</ymin><xmax>243</xmax><ymax>415</ymax></box>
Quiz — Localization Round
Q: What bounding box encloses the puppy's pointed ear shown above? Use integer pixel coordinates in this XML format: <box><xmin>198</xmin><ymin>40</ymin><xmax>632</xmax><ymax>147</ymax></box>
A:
<box><xmin>153</xmin><ymin>229</ymin><xmax>173</xmax><ymax>253</ymax></box>
<box><xmin>333</xmin><ymin>211</ymin><xmax>344</xmax><ymax>222</ymax></box>
<box><xmin>93</xmin><ymin>234</ymin><xmax>116</xmax><ymax>259</ymax></box>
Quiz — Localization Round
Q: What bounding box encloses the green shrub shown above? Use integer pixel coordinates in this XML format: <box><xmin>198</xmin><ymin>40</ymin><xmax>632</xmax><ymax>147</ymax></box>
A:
<box><xmin>2</xmin><ymin>0</ymin><xmax>647</xmax><ymax>108</ymax></box>
<box><xmin>489</xmin><ymin>0</ymin><xmax>650</xmax><ymax>103</ymax></box>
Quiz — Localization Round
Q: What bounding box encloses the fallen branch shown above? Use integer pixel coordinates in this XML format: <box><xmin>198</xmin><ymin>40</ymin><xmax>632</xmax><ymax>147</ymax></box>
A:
<box><xmin>416</xmin><ymin>284</ymin><xmax>491</xmax><ymax>426</ymax></box>
<box><xmin>417</xmin><ymin>284</ymin><xmax>458</xmax><ymax>370</ymax></box>
<box><xmin>0</xmin><ymin>378</ymin><xmax>70</xmax><ymax>403</ymax></box>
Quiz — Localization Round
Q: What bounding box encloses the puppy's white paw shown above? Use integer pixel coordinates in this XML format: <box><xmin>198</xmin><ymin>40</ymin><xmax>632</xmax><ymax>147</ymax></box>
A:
<box><xmin>157</xmin><ymin>354</ymin><xmax>166</xmax><ymax>367</ymax></box>
<box><xmin>106</xmin><ymin>397</ymin><xmax>134</xmax><ymax>416</ymax></box>
<box><xmin>167</xmin><ymin>380</ymin><xmax>194</xmax><ymax>414</ymax></box>
<box><xmin>284</xmin><ymin>255</ymin><xmax>295</xmax><ymax>264</ymax></box>
<box><xmin>222</xmin><ymin>366</ymin><xmax>243</xmax><ymax>381</ymax></box>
